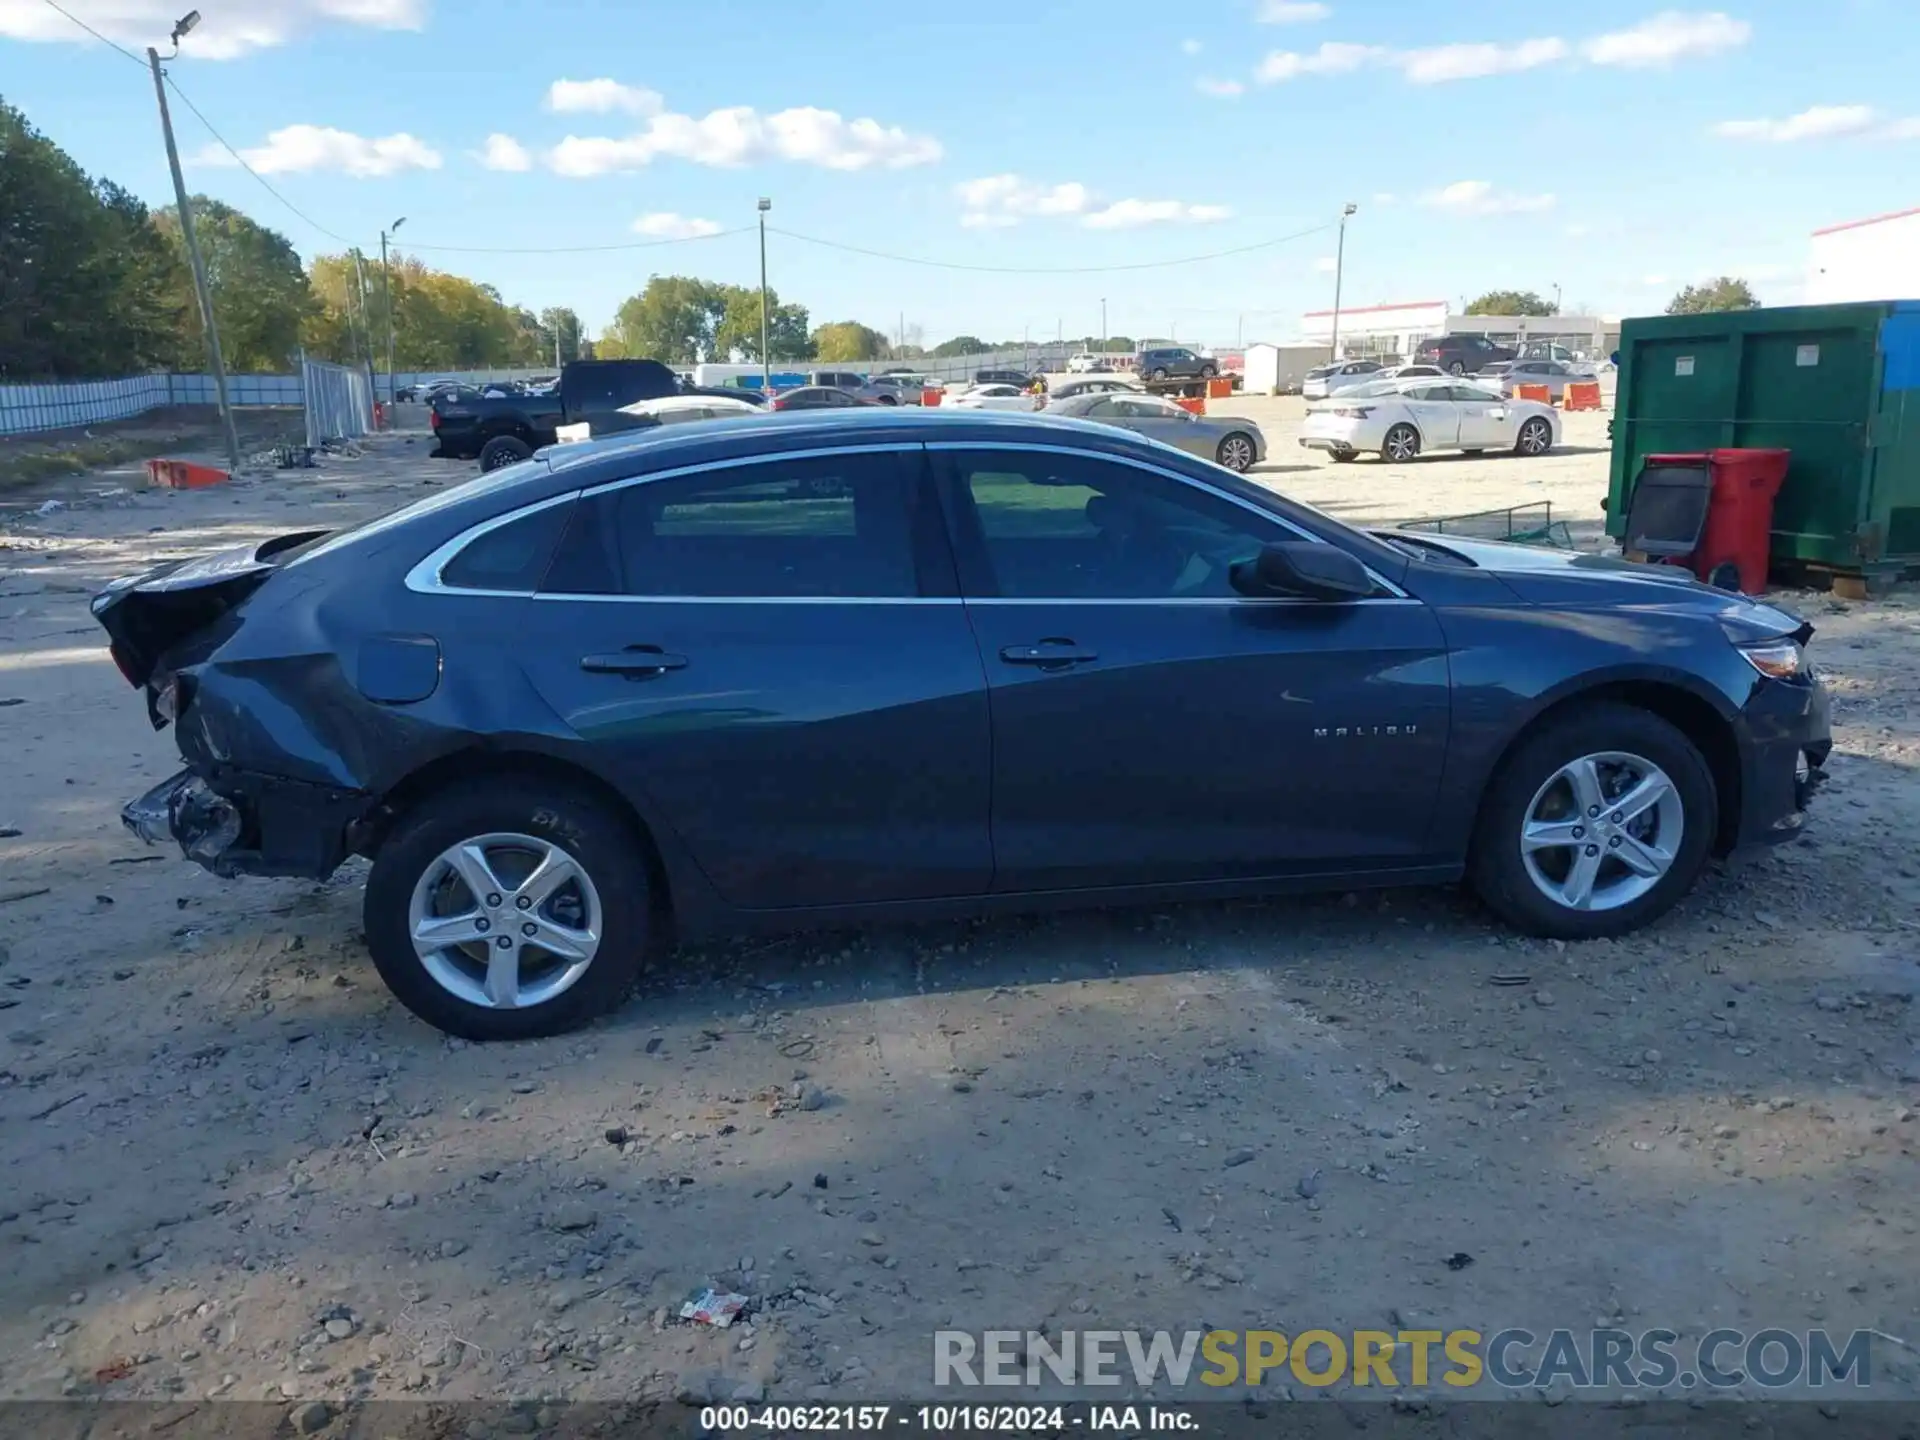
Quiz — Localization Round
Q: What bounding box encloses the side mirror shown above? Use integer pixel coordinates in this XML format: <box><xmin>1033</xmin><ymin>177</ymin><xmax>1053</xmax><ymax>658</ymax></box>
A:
<box><xmin>1231</xmin><ymin>542</ymin><xmax>1375</xmax><ymax>601</ymax></box>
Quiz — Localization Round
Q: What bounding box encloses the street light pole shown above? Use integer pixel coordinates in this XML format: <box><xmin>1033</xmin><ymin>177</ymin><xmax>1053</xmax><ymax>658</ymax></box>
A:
<box><xmin>1329</xmin><ymin>202</ymin><xmax>1358</xmax><ymax>359</ymax></box>
<box><xmin>757</xmin><ymin>198</ymin><xmax>772</xmax><ymax>393</ymax></box>
<box><xmin>380</xmin><ymin>216</ymin><xmax>406</xmax><ymax>409</ymax></box>
<box><xmin>1100</xmin><ymin>298</ymin><xmax>1107</xmax><ymax>353</ymax></box>
<box><xmin>147</xmin><ymin>14</ymin><xmax>239</xmax><ymax>474</ymax></box>
<box><xmin>1552</xmin><ymin>282</ymin><xmax>1562</xmax><ymax>315</ymax></box>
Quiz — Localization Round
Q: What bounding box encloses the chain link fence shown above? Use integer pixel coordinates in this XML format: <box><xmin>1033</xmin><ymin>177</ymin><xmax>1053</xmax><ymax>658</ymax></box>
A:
<box><xmin>300</xmin><ymin>354</ymin><xmax>375</xmax><ymax>448</ymax></box>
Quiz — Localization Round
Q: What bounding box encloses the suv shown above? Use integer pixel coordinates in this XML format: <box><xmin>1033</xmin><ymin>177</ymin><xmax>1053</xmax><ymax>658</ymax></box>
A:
<box><xmin>974</xmin><ymin>369</ymin><xmax>1035</xmax><ymax>387</ymax></box>
<box><xmin>1414</xmin><ymin>334</ymin><xmax>1517</xmax><ymax>376</ymax></box>
<box><xmin>1136</xmin><ymin>347</ymin><xmax>1217</xmax><ymax>382</ymax></box>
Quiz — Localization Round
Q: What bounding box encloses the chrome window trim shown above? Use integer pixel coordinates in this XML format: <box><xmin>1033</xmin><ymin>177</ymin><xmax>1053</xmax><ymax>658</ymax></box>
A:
<box><xmin>405</xmin><ymin>438</ymin><xmax>1413</xmax><ymax>605</ymax></box>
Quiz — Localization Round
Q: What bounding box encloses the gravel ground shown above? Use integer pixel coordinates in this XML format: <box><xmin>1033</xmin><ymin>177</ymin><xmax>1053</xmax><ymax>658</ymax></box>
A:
<box><xmin>1</xmin><ymin>419</ymin><xmax>1917</xmax><ymax>1418</ymax></box>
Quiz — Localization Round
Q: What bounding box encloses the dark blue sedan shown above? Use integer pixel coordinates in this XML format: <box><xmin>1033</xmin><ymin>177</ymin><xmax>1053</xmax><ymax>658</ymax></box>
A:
<box><xmin>96</xmin><ymin>410</ymin><xmax>1830</xmax><ymax>1039</ymax></box>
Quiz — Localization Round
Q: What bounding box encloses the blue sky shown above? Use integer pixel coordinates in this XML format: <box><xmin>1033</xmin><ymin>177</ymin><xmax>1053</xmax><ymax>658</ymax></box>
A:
<box><xmin>4</xmin><ymin>0</ymin><xmax>1916</xmax><ymax>348</ymax></box>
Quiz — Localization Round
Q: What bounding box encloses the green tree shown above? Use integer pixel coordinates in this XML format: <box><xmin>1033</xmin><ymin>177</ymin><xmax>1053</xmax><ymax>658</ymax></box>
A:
<box><xmin>811</xmin><ymin>320</ymin><xmax>890</xmax><ymax>363</ymax></box>
<box><xmin>1465</xmin><ymin>290</ymin><xmax>1555</xmax><ymax>317</ymax></box>
<box><xmin>713</xmin><ymin>285</ymin><xmax>811</xmax><ymax>362</ymax></box>
<box><xmin>603</xmin><ymin>276</ymin><xmax>729</xmax><ymax>363</ymax></box>
<box><xmin>1666</xmin><ymin>277</ymin><xmax>1761</xmax><ymax>315</ymax></box>
<box><xmin>931</xmin><ymin>334</ymin><xmax>989</xmax><ymax>358</ymax></box>
<box><xmin>539</xmin><ymin>306</ymin><xmax>585</xmax><ymax>366</ymax></box>
<box><xmin>156</xmin><ymin>197</ymin><xmax>314</xmax><ymax>372</ymax></box>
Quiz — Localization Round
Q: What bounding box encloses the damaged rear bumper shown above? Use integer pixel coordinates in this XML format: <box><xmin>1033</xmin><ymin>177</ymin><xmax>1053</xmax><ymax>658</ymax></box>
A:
<box><xmin>123</xmin><ymin>768</ymin><xmax>372</xmax><ymax>880</ymax></box>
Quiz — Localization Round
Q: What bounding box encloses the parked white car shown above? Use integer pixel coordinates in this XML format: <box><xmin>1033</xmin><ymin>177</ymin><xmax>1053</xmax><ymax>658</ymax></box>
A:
<box><xmin>950</xmin><ymin>383</ymin><xmax>1045</xmax><ymax>412</ymax></box>
<box><xmin>1301</xmin><ymin>359</ymin><xmax>1387</xmax><ymax>400</ymax></box>
<box><xmin>1299</xmin><ymin>378</ymin><xmax>1560</xmax><ymax>463</ymax></box>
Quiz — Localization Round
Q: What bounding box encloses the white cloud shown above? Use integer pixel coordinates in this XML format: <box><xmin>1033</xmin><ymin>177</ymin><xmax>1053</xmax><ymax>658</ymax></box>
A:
<box><xmin>1313</xmin><ymin>256</ymin><xmax>1338</xmax><ymax>273</ymax></box>
<box><xmin>1082</xmin><ymin>199</ymin><xmax>1232</xmax><ymax>229</ymax></box>
<box><xmin>1400</xmin><ymin>36</ymin><xmax>1570</xmax><ymax>83</ymax></box>
<box><xmin>1181</xmin><ymin>37</ymin><xmax>1203</xmax><ymax>55</ymax></box>
<box><xmin>1713</xmin><ymin>105</ymin><xmax>1920</xmax><ymax>143</ymax></box>
<box><xmin>1425</xmin><ymin>179</ymin><xmax>1556</xmax><ymax>216</ymax></box>
<box><xmin>1565</xmin><ymin>222</ymin><xmax>1591</xmax><ymax>238</ymax></box>
<box><xmin>191</xmin><ymin>124</ymin><xmax>441</xmax><ymax>177</ymax></box>
<box><xmin>632</xmin><ymin>212</ymin><xmax>723</xmax><ymax>239</ymax></box>
<box><xmin>1197</xmin><ymin>76</ymin><xmax>1246</xmax><ymax>98</ymax></box>
<box><xmin>546</xmin><ymin>78</ymin><xmax>664</xmax><ymax>116</ymax></box>
<box><xmin>1257</xmin><ymin>41</ymin><xmax>1384</xmax><ymax>81</ymax></box>
<box><xmin>1641</xmin><ymin>273</ymin><xmax>1671</xmax><ymax>287</ymax></box>
<box><xmin>1257</xmin><ymin>1</ymin><xmax>1331</xmax><ymax>21</ymax></box>
<box><xmin>1582</xmin><ymin>11</ymin><xmax>1750</xmax><ymax>67</ymax></box>
<box><xmin>957</xmin><ymin>175</ymin><xmax>1094</xmax><ymax>226</ymax></box>
<box><xmin>475</xmin><ymin>133</ymin><xmax>532</xmax><ymax>172</ymax></box>
<box><xmin>0</xmin><ymin>0</ymin><xmax>426</xmax><ymax>57</ymax></box>
<box><xmin>548</xmin><ymin>100</ymin><xmax>941</xmax><ymax>175</ymax></box>
<box><xmin>1372</xmin><ymin>191</ymin><xmax>1397</xmax><ymax>205</ymax></box>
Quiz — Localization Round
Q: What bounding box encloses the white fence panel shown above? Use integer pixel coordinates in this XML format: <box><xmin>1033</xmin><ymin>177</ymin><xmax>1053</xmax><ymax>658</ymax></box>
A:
<box><xmin>300</xmin><ymin>355</ymin><xmax>374</xmax><ymax>447</ymax></box>
<box><xmin>0</xmin><ymin>375</ymin><xmax>176</xmax><ymax>436</ymax></box>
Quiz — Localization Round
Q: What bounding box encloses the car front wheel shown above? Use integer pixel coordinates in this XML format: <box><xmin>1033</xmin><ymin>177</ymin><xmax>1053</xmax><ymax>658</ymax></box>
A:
<box><xmin>1469</xmin><ymin>704</ymin><xmax>1717</xmax><ymax>940</ymax></box>
<box><xmin>364</xmin><ymin>778</ymin><xmax>650</xmax><ymax>1040</ymax></box>
<box><xmin>478</xmin><ymin>435</ymin><xmax>534</xmax><ymax>472</ymax></box>
<box><xmin>1515</xmin><ymin>417</ymin><xmax>1554</xmax><ymax>456</ymax></box>
<box><xmin>1215</xmin><ymin>433</ymin><xmax>1256</xmax><ymax>471</ymax></box>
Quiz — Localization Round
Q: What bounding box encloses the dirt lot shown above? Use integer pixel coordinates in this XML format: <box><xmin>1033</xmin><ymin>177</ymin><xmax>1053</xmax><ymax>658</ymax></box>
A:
<box><xmin>2</xmin><ymin>412</ymin><xmax>1918</xmax><ymax>1419</ymax></box>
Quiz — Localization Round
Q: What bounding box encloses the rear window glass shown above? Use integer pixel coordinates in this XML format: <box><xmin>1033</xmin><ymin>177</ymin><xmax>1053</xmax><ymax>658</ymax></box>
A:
<box><xmin>440</xmin><ymin>500</ymin><xmax>573</xmax><ymax>591</ymax></box>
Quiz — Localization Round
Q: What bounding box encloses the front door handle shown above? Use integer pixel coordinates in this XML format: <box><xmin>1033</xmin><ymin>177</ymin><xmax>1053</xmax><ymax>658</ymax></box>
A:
<box><xmin>1000</xmin><ymin>641</ymin><xmax>1098</xmax><ymax>669</ymax></box>
<box><xmin>580</xmin><ymin>647</ymin><xmax>688</xmax><ymax>677</ymax></box>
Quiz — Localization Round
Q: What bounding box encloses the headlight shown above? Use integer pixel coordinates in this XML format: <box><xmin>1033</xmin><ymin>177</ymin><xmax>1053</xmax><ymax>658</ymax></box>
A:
<box><xmin>1739</xmin><ymin>638</ymin><xmax>1805</xmax><ymax>680</ymax></box>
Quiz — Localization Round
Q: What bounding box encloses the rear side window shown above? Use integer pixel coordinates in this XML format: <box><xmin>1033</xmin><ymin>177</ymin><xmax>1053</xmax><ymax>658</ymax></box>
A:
<box><xmin>439</xmin><ymin>500</ymin><xmax>573</xmax><ymax>592</ymax></box>
<box><xmin>608</xmin><ymin>453</ymin><xmax>923</xmax><ymax>598</ymax></box>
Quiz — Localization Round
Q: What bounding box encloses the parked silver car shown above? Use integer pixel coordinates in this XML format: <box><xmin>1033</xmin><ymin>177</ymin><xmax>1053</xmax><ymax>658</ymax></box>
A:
<box><xmin>1483</xmin><ymin>357</ymin><xmax>1597</xmax><ymax>403</ymax></box>
<box><xmin>1045</xmin><ymin>391</ymin><xmax>1266</xmax><ymax>472</ymax></box>
<box><xmin>1046</xmin><ymin>376</ymin><xmax>1144</xmax><ymax>403</ymax></box>
<box><xmin>1301</xmin><ymin>359</ymin><xmax>1386</xmax><ymax>400</ymax></box>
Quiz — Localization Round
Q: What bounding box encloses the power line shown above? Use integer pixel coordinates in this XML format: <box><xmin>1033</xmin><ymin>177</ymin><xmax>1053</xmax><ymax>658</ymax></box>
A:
<box><xmin>38</xmin><ymin>0</ymin><xmax>146</xmax><ymax>66</ymax></box>
<box><xmin>766</xmin><ymin>222</ymin><xmax>1337</xmax><ymax>275</ymax></box>
<box><xmin>161</xmin><ymin>75</ymin><xmax>363</xmax><ymax>246</ymax></box>
<box><xmin>402</xmin><ymin>227</ymin><xmax>755</xmax><ymax>256</ymax></box>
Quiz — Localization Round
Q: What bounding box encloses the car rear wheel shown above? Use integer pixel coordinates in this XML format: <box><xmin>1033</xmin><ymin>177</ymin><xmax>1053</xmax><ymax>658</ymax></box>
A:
<box><xmin>1330</xmin><ymin>451</ymin><xmax>1358</xmax><ymax>464</ymax></box>
<box><xmin>1447</xmin><ymin>361</ymin><xmax>1467</xmax><ymax>376</ymax></box>
<box><xmin>1200</xmin><ymin>364</ymin><xmax>1217</xmax><ymax>379</ymax></box>
<box><xmin>1150</xmin><ymin>368</ymin><xmax>1169</xmax><ymax>382</ymax></box>
<box><xmin>478</xmin><ymin>435</ymin><xmax>534</xmax><ymax>472</ymax></box>
<box><xmin>1515</xmin><ymin>417</ymin><xmax>1554</xmax><ymax>457</ymax></box>
<box><xmin>1215</xmin><ymin>433</ymin><xmax>1256</xmax><ymax>472</ymax></box>
<box><xmin>1469</xmin><ymin>704</ymin><xmax>1716</xmax><ymax>940</ymax></box>
<box><xmin>364</xmin><ymin>778</ymin><xmax>650</xmax><ymax>1040</ymax></box>
<box><xmin>1382</xmin><ymin>424</ymin><xmax>1421</xmax><ymax>462</ymax></box>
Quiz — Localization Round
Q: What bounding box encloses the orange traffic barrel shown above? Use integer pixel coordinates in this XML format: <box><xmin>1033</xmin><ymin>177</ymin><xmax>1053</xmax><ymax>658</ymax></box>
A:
<box><xmin>146</xmin><ymin>459</ymin><xmax>230</xmax><ymax>489</ymax></box>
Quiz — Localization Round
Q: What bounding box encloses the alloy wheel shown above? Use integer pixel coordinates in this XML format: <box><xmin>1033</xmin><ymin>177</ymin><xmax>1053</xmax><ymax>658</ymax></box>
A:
<box><xmin>1520</xmin><ymin>418</ymin><xmax>1552</xmax><ymax>455</ymax></box>
<box><xmin>1519</xmin><ymin>752</ymin><xmax>1684</xmax><ymax>912</ymax></box>
<box><xmin>1218</xmin><ymin>435</ymin><xmax>1255</xmax><ymax>472</ymax></box>
<box><xmin>1384</xmin><ymin>426</ymin><xmax>1420</xmax><ymax>462</ymax></box>
<box><xmin>408</xmin><ymin>832</ymin><xmax>603</xmax><ymax>1010</ymax></box>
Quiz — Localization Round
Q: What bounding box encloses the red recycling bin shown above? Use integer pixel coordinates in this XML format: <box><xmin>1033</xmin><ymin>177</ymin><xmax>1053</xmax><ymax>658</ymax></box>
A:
<box><xmin>1643</xmin><ymin>448</ymin><xmax>1790</xmax><ymax>594</ymax></box>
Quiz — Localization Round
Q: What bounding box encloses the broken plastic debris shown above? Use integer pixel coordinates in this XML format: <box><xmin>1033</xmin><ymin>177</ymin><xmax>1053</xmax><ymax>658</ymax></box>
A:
<box><xmin>679</xmin><ymin>1287</ymin><xmax>749</xmax><ymax>1328</ymax></box>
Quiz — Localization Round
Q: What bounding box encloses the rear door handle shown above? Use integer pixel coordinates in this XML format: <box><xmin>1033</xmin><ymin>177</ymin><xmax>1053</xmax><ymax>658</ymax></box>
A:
<box><xmin>580</xmin><ymin>648</ymin><xmax>688</xmax><ymax>677</ymax></box>
<box><xmin>1000</xmin><ymin>641</ymin><xmax>1098</xmax><ymax>669</ymax></box>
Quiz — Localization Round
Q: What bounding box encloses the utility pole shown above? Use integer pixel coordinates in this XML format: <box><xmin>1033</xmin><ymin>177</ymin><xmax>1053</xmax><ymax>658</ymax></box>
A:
<box><xmin>380</xmin><ymin>216</ymin><xmax>406</xmax><ymax>408</ymax></box>
<box><xmin>757</xmin><ymin>198</ymin><xmax>773</xmax><ymax>392</ymax></box>
<box><xmin>350</xmin><ymin>250</ymin><xmax>378</xmax><ymax>407</ymax></box>
<box><xmin>1101</xmin><ymin>298</ymin><xmax>1107</xmax><ymax>353</ymax></box>
<box><xmin>1329</xmin><ymin>202</ymin><xmax>1358</xmax><ymax>359</ymax></box>
<box><xmin>147</xmin><ymin>18</ymin><xmax>239</xmax><ymax>474</ymax></box>
<box><xmin>1552</xmin><ymin>282</ymin><xmax>1562</xmax><ymax>315</ymax></box>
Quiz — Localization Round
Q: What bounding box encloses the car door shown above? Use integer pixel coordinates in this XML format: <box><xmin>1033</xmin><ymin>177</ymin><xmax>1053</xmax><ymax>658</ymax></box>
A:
<box><xmin>1449</xmin><ymin>384</ymin><xmax>1514</xmax><ymax>447</ymax></box>
<box><xmin>501</xmin><ymin>447</ymin><xmax>993</xmax><ymax>910</ymax></box>
<box><xmin>930</xmin><ymin>444</ymin><xmax>1451</xmax><ymax>891</ymax></box>
<box><xmin>1397</xmin><ymin>383</ymin><xmax>1460</xmax><ymax>449</ymax></box>
<box><xmin>1105</xmin><ymin>394</ymin><xmax>1201</xmax><ymax>452</ymax></box>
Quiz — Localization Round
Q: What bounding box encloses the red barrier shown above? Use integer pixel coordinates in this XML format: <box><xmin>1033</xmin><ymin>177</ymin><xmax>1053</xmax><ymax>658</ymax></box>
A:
<box><xmin>1175</xmin><ymin>396</ymin><xmax>1207</xmax><ymax>415</ymax></box>
<box><xmin>145</xmin><ymin>459</ymin><xmax>230</xmax><ymax>490</ymax></box>
<box><xmin>1563</xmin><ymin>381</ymin><xmax>1603</xmax><ymax>411</ymax></box>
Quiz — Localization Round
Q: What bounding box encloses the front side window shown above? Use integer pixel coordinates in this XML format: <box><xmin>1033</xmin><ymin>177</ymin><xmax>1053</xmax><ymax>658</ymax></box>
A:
<box><xmin>951</xmin><ymin>452</ymin><xmax>1283</xmax><ymax>600</ymax></box>
<box><xmin>563</xmin><ymin>453</ymin><xmax>923</xmax><ymax>599</ymax></box>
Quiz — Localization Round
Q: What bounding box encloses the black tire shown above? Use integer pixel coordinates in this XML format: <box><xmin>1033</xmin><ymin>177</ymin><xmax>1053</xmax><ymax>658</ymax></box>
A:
<box><xmin>1200</xmin><ymin>364</ymin><xmax>1218</xmax><ymax>379</ymax></box>
<box><xmin>364</xmin><ymin>777</ymin><xmax>651</xmax><ymax>1040</ymax></box>
<box><xmin>1515</xmin><ymin>416</ymin><xmax>1554</xmax><ymax>457</ymax></box>
<box><xmin>478</xmin><ymin>434</ymin><xmax>534</xmax><ymax>472</ymax></box>
<box><xmin>1468</xmin><ymin>703</ymin><xmax>1717</xmax><ymax>941</ymax></box>
<box><xmin>874</xmin><ymin>394</ymin><xmax>897</xmax><ymax>406</ymax></box>
<box><xmin>1447</xmin><ymin>361</ymin><xmax>1467</xmax><ymax>376</ymax></box>
<box><xmin>1214</xmin><ymin>433</ymin><xmax>1257</xmax><ymax>472</ymax></box>
<box><xmin>1330</xmin><ymin>451</ymin><xmax>1358</xmax><ymax>464</ymax></box>
<box><xmin>1150</xmin><ymin>367</ymin><xmax>1170</xmax><ymax>382</ymax></box>
<box><xmin>1381</xmin><ymin>424</ymin><xmax>1421</xmax><ymax>463</ymax></box>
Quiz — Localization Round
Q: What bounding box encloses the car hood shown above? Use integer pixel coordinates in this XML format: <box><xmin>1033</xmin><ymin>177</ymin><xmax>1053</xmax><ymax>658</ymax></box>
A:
<box><xmin>1384</xmin><ymin>533</ymin><xmax>1810</xmax><ymax>639</ymax></box>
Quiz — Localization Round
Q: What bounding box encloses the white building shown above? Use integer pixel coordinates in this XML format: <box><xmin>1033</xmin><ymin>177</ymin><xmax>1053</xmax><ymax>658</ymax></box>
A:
<box><xmin>1806</xmin><ymin>205</ymin><xmax>1920</xmax><ymax>305</ymax></box>
<box><xmin>1299</xmin><ymin>300</ymin><xmax>1611</xmax><ymax>362</ymax></box>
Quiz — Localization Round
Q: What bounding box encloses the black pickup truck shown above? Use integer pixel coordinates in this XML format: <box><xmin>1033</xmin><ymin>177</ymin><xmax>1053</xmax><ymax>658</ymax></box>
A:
<box><xmin>430</xmin><ymin>359</ymin><xmax>683</xmax><ymax>469</ymax></box>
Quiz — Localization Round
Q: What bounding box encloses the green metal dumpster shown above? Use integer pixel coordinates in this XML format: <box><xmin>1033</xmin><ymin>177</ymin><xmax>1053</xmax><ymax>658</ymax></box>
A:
<box><xmin>1606</xmin><ymin>301</ymin><xmax>1920</xmax><ymax>588</ymax></box>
